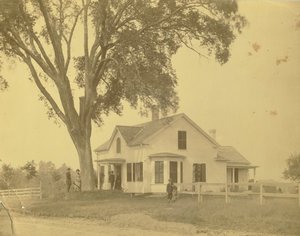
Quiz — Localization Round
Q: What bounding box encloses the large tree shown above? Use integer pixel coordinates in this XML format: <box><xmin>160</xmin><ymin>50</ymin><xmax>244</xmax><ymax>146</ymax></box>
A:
<box><xmin>283</xmin><ymin>153</ymin><xmax>300</xmax><ymax>182</ymax></box>
<box><xmin>0</xmin><ymin>0</ymin><xmax>246</xmax><ymax>190</ymax></box>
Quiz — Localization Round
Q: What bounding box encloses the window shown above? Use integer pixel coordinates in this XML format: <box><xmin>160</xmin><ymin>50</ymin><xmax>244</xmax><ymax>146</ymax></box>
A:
<box><xmin>127</xmin><ymin>163</ymin><xmax>132</xmax><ymax>182</ymax></box>
<box><xmin>169</xmin><ymin>161</ymin><xmax>178</xmax><ymax>183</ymax></box>
<box><xmin>155</xmin><ymin>161</ymin><xmax>164</xmax><ymax>183</ymax></box>
<box><xmin>178</xmin><ymin>131</ymin><xmax>187</xmax><ymax>149</ymax></box>
<box><xmin>180</xmin><ymin>162</ymin><xmax>183</xmax><ymax>183</ymax></box>
<box><xmin>193</xmin><ymin>163</ymin><xmax>206</xmax><ymax>182</ymax></box>
<box><xmin>127</xmin><ymin>162</ymin><xmax>143</xmax><ymax>182</ymax></box>
<box><xmin>116</xmin><ymin>137</ymin><xmax>121</xmax><ymax>153</ymax></box>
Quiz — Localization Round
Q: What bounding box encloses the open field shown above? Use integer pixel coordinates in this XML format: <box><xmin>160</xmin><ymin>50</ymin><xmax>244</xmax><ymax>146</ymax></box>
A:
<box><xmin>9</xmin><ymin>191</ymin><xmax>300</xmax><ymax>235</ymax></box>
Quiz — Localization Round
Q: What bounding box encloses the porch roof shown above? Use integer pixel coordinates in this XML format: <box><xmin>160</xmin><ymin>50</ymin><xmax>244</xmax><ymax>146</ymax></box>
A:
<box><xmin>216</xmin><ymin>146</ymin><xmax>251</xmax><ymax>165</ymax></box>
<box><xmin>148</xmin><ymin>152</ymin><xmax>186</xmax><ymax>159</ymax></box>
<box><xmin>227</xmin><ymin>164</ymin><xmax>259</xmax><ymax>169</ymax></box>
<box><xmin>95</xmin><ymin>158</ymin><xmax>126</xmax><ymax>164</ymax></box>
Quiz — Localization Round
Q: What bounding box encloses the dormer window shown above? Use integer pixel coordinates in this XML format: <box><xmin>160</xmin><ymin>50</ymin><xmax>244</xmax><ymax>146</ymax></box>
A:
<box><xmin>116</xmin><ymin>137</ymin><xmax>121</xmax><ymax>153</ymax></box>
<box><xmin>178</xmin><ymin>131</ymin><xmax>187</xmax><ymax>149</ymax></box>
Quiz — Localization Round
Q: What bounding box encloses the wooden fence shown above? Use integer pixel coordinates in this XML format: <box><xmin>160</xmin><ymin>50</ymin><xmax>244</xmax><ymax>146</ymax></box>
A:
<box><xmin>0</xmin><ymin>187</ymin><xmax>42</xmax><ymax>199</ymax></box>
<box><xmin>176</xmin><ymin>182</ymin><xmax>300</xmax><ymax>207</ymax></box>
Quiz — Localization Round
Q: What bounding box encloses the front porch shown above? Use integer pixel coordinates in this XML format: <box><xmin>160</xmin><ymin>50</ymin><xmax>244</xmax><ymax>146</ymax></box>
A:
<box><xmin>226</xmin><ymin>164</ymin><xmax>258</xmax><ymax>191</ymax></box>
<box><xmin>95</xmin><ymin>158</ymin><xmax>126</xmax><ymax>190</ymax></box>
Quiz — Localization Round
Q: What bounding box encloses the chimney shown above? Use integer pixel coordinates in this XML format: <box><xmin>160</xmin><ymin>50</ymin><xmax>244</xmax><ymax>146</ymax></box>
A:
<box><xmin>208</xmin><ymin>129</ymin><xmax>216</xmax><ymax>140</ymax></box>
<box><xmin>151</xmin><ymin>105</ymin><xmax>159</xmax><ymax>121</ymax></box>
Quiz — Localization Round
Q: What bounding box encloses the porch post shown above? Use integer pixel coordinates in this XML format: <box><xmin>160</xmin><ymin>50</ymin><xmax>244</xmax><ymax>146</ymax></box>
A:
<box><xmin>232</xmin><ymin>167</ymin><xmax>235</xmax><ymax>183</ymax></box>
<box><xmin>97</xmin><ymin>163</ymin><xmax>100</xmax><ymax>190</ymax></box>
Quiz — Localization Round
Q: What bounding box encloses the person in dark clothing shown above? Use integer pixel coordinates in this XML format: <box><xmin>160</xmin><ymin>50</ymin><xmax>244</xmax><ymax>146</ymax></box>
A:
<box><xmin>109</xmin><ymin>171</ymin><xmax>115</xmax><ymax>190</ymax></box>
<box><xmin>66</xmin><ymin>168</ymin><xmax>72</xmax><ymax>192</ymax></box>
<box><xmin>115</xmin><ymin>173</ymin><xmax>121</xmax><ymax>190</ymax></box>
<box><xmin>166</xmin><ymin>179</ymin><xmax>173</xmax><ymax>202</ymax></box>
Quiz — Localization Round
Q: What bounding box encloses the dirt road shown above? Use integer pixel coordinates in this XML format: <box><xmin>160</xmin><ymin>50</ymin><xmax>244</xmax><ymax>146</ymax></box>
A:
<box><xmin>11</xmin><ymin>214</ymin><xmax>284</xmax><ymax>236</ymax></box>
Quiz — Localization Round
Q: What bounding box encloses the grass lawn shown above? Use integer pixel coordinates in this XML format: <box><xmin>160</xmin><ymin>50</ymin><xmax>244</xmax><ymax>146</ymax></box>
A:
<box><xmin>22</xmin><ymin>191</ymin><xmax>300</xmax><ymax>235</ymax></box>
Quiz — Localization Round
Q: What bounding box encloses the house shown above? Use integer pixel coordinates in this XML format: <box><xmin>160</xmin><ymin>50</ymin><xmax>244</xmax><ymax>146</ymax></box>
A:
<box><xmin>94</xmin><ymin>113</ymin><xmax>257</xmax><ymax>193</ymax></box>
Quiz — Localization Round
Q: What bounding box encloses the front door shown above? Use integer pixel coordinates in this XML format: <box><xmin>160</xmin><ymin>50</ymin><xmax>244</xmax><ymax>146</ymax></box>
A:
<box><xmin>170</xmin><ymin>161</ymin><xmax>178</xmax><ymax>183</ymax></box>
<box><xmin>114</xmin><ymin>164</ymin><xmax>122</xmax><ymax>190</ymax></box>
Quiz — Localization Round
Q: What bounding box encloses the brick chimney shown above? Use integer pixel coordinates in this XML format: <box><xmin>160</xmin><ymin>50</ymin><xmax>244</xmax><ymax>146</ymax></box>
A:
<box><xmin>151</xmin><ymin>105</ymin><xmax>159</xmax><ymax>121</ymax></box>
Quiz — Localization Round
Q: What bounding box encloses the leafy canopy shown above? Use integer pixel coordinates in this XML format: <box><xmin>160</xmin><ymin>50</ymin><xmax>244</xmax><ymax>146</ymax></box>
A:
<box><xmin>283</xmin><ymin>153</ymin><xmax>300</xmax><ymax>182</ymax></box>
<box><xmin>0</xmin><ymin>0</ymin><xmax>246</xmax><ymax>126</ymax></box>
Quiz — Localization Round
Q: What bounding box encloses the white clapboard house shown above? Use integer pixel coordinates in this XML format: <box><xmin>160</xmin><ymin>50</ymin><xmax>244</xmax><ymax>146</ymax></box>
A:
<box><xmin>94</xmin><ymin>112</ymin><xmax>257</xmax><ymax>193</ymax></box>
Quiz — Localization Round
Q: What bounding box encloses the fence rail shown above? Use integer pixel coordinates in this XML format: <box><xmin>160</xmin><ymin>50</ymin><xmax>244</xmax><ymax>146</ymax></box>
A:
<box><xmin>0</xmin><ymin>187</ymin><xmax>41</xmax><ymax>199</ymax></box>
<box><xmin>176</xmin><ymin>182</ymin><xmax>300</xmax><ymax>207</ymax></box>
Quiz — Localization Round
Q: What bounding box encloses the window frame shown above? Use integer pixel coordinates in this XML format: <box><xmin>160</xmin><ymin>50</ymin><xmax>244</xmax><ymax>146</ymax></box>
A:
<box><xmin>193</xmin><ymin>163</ymin><xmax>206</xmax><ymax>182</ymax></box>
<box><xmin>127</xmin><ymin>162</ymin><xmax>143</xmax><ymax>182</ymax></box>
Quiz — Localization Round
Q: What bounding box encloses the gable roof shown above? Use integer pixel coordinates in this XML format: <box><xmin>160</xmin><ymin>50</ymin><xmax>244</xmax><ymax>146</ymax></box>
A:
<box><xmin>216</xmin><ymin>146</ymin><xmax>250</xmax><ymax>165</ymax></box>
<box><xmin>95</xmin><ymin>113</ymin><xmax>218</xmax><ymax>153</ymax></box>
<box><xmin>94</xmin><ymin>113</ymin><xmax>252</xmax><ymax>165</ymax></box>
<box><xmin>116</xmin><ymin>126</ymin><xmax>143</xmax><ymax>143</ymax></box>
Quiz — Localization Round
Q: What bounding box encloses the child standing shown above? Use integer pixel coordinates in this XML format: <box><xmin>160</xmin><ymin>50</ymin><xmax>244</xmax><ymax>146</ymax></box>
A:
<box><xmin>166</xmin><ymin>179</ymin><xmax>173</xmax><ymax>203</ymax></box>
<box><xmin>172</xmin><ymin>184</ymin><xmax>178</xmax><ymax>202</ymax></box>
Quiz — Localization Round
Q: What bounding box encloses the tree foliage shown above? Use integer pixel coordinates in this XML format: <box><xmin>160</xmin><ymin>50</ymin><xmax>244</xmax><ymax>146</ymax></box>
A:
<box><xmin>21</xmin><ymin>160</ymin><xmax>38</xmax><ymax>179</ymax></box>
<box><xmin>283</xmin><ymin>153</ymin><xmax>300</xmax><ymax>182</ymax></box>
<box><xmin>0</xmin><ymin>0</ymin><xmax>246</xmax><ymax>190</ymax></box>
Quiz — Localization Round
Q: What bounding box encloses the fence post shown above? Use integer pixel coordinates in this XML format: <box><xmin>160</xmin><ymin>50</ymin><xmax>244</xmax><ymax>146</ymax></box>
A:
<box><xmin>197</xmin><ymin>183</ymin><xmax>200</xmax><ymax>203</ymax></box>
<box><xmin>40</xmin><ymin>181</ymin><xmax>42</xmax><ymax>200</ymax></box>
<box><xmin>259</xmin><ymin>184</ymin><xmax>263</xmax><ymax>205</ymax></box>
<box><xmin>298</xmin><ymin>183</ymin><xmax>300</xmax><ymax>207</ymax></box>
<box><xmin>225</xmin><ymin>182</ymin><xmax>229</xmax><ymax>204</ymax></box>
<box><xmin>197</xmin><ymin>182</ymin><xmax>203</xmax><ymax>204</ymax></box>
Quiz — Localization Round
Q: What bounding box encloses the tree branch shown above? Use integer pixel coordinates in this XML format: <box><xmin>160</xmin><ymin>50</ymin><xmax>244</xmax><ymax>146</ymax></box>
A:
<box><xmin>23</xmin><ymin>56</ymin><xmax>67</xmax><ymax>124</ymax></box>
<box><xmin>18</xmin><ymin>7</ymin><xmax>57</xmax><ymax>75</ymax></box>
<box><xmin>4</xmin><ymin>29</ymin><xmax>56</xmax><ymax>80</ymax></box>
<box><xmin>65</xmin><ymin>7</ymin><xmax>84</xmax><ymax>71</ymax></box>
<box><xmin>37</xmin><ymin>0</ymin><xmax>65</xmax><ymax>75</ymax></box>
<box><xmin>112</xmin><ymin>0</ymin><xmax>135</xmax><ymax>28</ymax></box>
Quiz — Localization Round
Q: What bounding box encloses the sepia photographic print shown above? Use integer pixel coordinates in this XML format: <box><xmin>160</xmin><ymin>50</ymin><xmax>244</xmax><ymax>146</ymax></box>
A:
<box><xmin>0</xmin><ymin>0</ymin><xmax>300</xmax><ymax>235</ymax></box>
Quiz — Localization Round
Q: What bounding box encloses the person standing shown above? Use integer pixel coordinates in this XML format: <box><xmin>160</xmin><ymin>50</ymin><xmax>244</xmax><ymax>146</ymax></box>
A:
<box><xmin>172</xmin><ymin>183</ymin><xmax>178</xmax><ymax>202</ymax></box>
<box><xmin>73</xmin><ymin>169</ymin><xmax>81</xmax><ymax>191</ymax></box>
<box><xmin>66</xmin><ymin>168</ymin><xmax>72</xmax><ymax>192</ymax></box>
<box><xmin>115</xmin><ymin>172</ymin><xmax>121</xmax><ymax>190</ymax></box>
<box><xmin>166</xmin><ymin>179</ymin><xmax>173</xmax><ymax>203</ymax></box>
<box><xmin>109</xmin><ymin>171</ymin><xmax>115</xmax><ymax>190</ymax></box>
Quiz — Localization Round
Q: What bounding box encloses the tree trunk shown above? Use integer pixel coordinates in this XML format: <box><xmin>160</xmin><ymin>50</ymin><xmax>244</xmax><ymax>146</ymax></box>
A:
<box><xmin>73</xmin><ymin>135</ymin><xmax>95</xmax><ymax>191</ymax></box>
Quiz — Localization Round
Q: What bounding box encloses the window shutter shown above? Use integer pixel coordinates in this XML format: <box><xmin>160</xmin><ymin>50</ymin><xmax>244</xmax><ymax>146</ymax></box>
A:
<box><xmin>133</xmin><ymin>163</ymin><xmax>136</xmax><ymax>182</ymax></box>
<box><xmin>180</xmin><ymin>162</ymin><xmax>183</xmax><ymax>183</ymax></box>
<box><xmin>201</xmin><ymin>164</ymin><xmax>206</xmax><ymax>182</ymax></box>
<box><xmin>140</xmin><ymin>162</ymin><xmax>143</xmax><ymax>181</ymax></box>
<box><xmin>127</xmin><ymin>163</ymin><xmax>132</xmax><ymax>182</ymax></box>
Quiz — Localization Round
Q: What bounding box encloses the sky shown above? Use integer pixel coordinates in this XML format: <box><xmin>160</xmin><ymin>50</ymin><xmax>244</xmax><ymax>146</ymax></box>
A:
<box><xmin>0</xmin><ymin>0</ymin><xmax>299</xmax><ymax>181</ymax></box>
